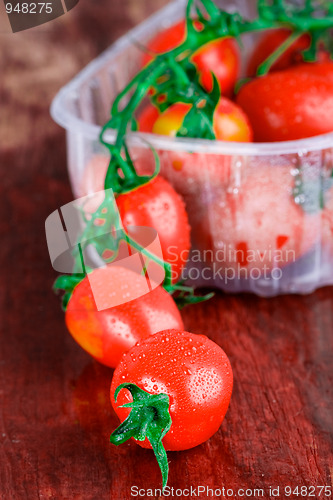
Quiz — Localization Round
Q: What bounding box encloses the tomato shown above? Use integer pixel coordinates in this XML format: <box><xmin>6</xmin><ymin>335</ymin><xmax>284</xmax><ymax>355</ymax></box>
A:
<box><xmin>289</xmin><ymin>61</ymin><xmax>333</xmax><ymax>82</ymax></box>
<box><xmin>136</xmin><ymin>99</ymin><xmax>252</xmax><ymax>244</ymax></box>
<box><xmin>148</xmin><ymin>99</ymin><xmax>253</xmax><ymax>142</ymax></box>
<box><xmin>136</xmin><ymin>104</ymin><xmax>160</xmax><ymax>133</ymax></box>
<box><xmin>116</xmin><ymin>176</ymin><xmax>191</xmax><ymax>283</ymax></box>
<box><xmin>110</xmin><ymin>329</ymin><xmax>233</xmax><ymax>452</ymax></box>
<box><xmin>247</xmin><ymin>29</ymin><xmax>311</xmax><ymax>76</ymax></box>
<box><xmin>236</xmin><ymin>69</ymin><xmax>333</xmax><ymax>142</ymax></box>
<box><xmin>142</xmin><ymin>20</ymin><xmax>240</xmax><ymax>96</ymax></box>
<box><xmin>142</xmin><ymin>20</ymin><xmax>186</xmax><ymax>66</ymax></box>
<box><xmin>65</xmin><ymin>267</ymin><xmax>184</xmax><ymax>368</ymax></box>
<box><xmin>195</xmin><ymin>166</ymin><xmax>319</xmax><ymax>274</ymax></box>
<box><xmin>79</xmin><ymin>158</ymin><xmax>190</xmax><ymax>283</ymax></box>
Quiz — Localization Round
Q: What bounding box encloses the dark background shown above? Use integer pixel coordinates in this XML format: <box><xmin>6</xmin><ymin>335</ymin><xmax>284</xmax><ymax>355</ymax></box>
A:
<box><xmin>0</xmin><ymin>1</ymin><xmax>332</xmax><ymax>498</ymax></box>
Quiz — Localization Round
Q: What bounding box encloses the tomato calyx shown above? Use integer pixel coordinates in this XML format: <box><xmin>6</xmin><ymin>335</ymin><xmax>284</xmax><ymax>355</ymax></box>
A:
<box><xmin>111</xmin><ymin>383</ymin><xmax>172</xmax><ymax>489</ymax></box>
<box><xmin>53</xmin><ymin>273</ymin><xmax>87</xmax><ymax>310</ymax></box>
<box><xmin>101</xmin><ymin>134</ymin><xmax>162</xmax><ymax>195</ymax></box>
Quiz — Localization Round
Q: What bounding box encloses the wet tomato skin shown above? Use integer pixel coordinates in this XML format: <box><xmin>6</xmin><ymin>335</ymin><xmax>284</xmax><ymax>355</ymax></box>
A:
<box><xmin>236</xmin><ymin>69</ymin><xmax>333</xmax><ymax>142</ymax></box>
<box><xmin>111</xmin><ymin>329</ymin><xmax>233</xmax><ymax>451</ymax></box>
<box><xmin>142</xmin><ymin>20</ymin><xmax>239</xmax><ymax>97</ymax></box>
<box><xmin>289</xmin><ymin>61</ymin><xmax>333</xmax><ymax>82</ymax></box>
<box><xmin>65</xmin><ymin>267</ymin><xmax>184</xmax><ymax>368</ymax></box>
<box><xmin>116</xmin><ymin>176</ymin><xmax>191</xmax><ymax>284</ymax></box>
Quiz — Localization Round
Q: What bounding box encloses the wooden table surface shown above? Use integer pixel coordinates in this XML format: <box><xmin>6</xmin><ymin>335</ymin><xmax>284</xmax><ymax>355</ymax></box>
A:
<box><xmin>1</xmin><ymin>1</ymin><xmax>333</xmax><ymax>498</ymax></box>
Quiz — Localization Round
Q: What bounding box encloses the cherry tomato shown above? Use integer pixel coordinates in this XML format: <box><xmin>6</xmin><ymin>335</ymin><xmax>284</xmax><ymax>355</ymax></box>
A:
<box><xmin>149</xmin><ymin>99</ymin><xmax>253</xmax><ymax>142</ymax></box>
<box><xmin>136</xmin><ymin>99</ymin><xmax>252</xmax><ymax>246</ymax></box>
<box><xmin>142</xmin><ymin>20</ymin><xmax>240</xmax><ymax>96</ymax></box>
<box><xmin>195</xmin><ymin>166</ymin><xmax>319</xmax><ymax>274</ymax></box>
<box><xmin>110</xmin><ymin>329</ymin><xmax>233</xmax><ymax>451</ymax></box>
<box><xmin>116</xmin><ymin>176</ymin><xmax>191</xmax><ymax>283</ymax></box>
<box><xmin>247</xmin><ymin>29</ymin><xmax>311</xmax><ymax>76</ymax></box>
<box><xmin>65</xmin><ymin>267</ymin><xmax>184</xmax><ymax>368</ymax></box>
<box><xmin>289</xmin><ymin>61</ymin><xmax>333</xmax><ymax>82</ymax></box>
<box><xmin>236</xmin><ymin>69</ymin><xmax>333</xmax><ymax>142</ymax></box>
<box><xmin>136</xmin><ymin>104</ymin><xmax>160</xmax><ymax>133</ymax></box>
<box><xmin>79</xmin><ymin>158</ymin><xmax>190</xmax><ymax>283</ymax></box>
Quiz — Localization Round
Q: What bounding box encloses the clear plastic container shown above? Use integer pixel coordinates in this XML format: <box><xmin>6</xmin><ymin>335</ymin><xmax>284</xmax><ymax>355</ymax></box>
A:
<box><xmin>51</xmin><ymin>0</ymin><xmax>333</xmax><ymax>297</ymax></box>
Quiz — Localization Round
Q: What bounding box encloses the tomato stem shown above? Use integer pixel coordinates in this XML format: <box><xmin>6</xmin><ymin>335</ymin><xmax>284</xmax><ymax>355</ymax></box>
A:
<box><xmin>256</xmin><ymin>31</ymin><xmax>306</xmax><ymax>76</ymax></box>
<box><xmin>100</xmin><ymin>0</ymin><xmax>333</xmax><ymax>193</ymax></box>
<box><xmin>110</xmin><ymin>383</ymin><xmax>172</xmax><ymax>489</ymax></box>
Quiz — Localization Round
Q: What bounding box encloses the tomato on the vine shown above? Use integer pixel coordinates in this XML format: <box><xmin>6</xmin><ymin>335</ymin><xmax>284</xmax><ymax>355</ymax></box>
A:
<box><xmin>136</xmin><ymin>99</ymin><xmax>252</xmax><ymax>245</ymax></box>
<box><xmin>65</xmin><ymin>267</ymin><xmax>184</xmax><ymax>368</ymax></box>
<box><xmin>79</xmin><ymin>159</ymin><xmax>190</xmax><ymax>284</ymax></box>
<box><xmin>142</xmin><ymin>20</ymin><xmax>240</xmax><ymax>97</ymax></box>
<box><xmin>247</xmin><ymin>28</ymin><xmax>311</xmax><ymax>76</ymax></box>
<box><xmin>110</xmin><ymin>329</ymin><xmax>233</xmax><ymax>486</ymax></box>
<box><xmin>236</xmin><ymin>68</ymin><xmax>333</xmax><ymax>142</ymax></box>
<box><xmin>139</xmin><ymin>98</ymin><xmax>253</xmax><ymax>142</ymax></box>
<box><xmin>136</xmin><ymin>104</ymin><xmax>160</xmax><ymax>133</ymax></box>
<box><xmin>116</xmin><ymin>175</ymin><xmax>191</xmax><ymax>283</ymax></box>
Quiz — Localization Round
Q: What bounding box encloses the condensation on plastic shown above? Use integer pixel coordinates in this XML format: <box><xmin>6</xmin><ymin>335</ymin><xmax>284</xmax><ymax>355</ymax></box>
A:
<box><xmin>51</xmin><ymin>0</ymin><xmax>333</xmax><ymax>297</ymax></box>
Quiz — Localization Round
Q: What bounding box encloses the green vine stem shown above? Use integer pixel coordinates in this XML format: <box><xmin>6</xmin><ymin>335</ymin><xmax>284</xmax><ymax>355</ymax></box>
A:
<box><xmin>110</xmin><ymin>383</ymin><xmax>172</xmax><ymax>490</ymax></box>
<box><xmin>55</xmin><ymin>0</ymin><xmax>333</xmax><ymax>309</ymax></box>
<box><xmin>100</xmin><ymin>0</ymin><xmax>333</xmax><ymax>185</ymax></box>
<box><xmin>256</xmin><ymin>30</ymin><xmax>306</xmax><ymax>76</ymax></box>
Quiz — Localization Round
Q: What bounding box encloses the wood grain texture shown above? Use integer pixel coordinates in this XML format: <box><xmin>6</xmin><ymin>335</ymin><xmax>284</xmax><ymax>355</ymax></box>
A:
<box><xmin>0</xmin><ymin>1</ymin><xmax>332</xmax><ymax>499</ymax></box>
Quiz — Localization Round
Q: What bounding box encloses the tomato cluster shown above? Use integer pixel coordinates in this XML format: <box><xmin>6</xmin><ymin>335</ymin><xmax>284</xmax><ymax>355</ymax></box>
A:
<box><xmin>56</xmin><ymin>5</ymin><xmax>333</xmax><ymax>492</ymax></box>
<box><xmin>134</xmin><ymin>22</ymin><xmax>333</xmax><ymax>274</ymax></box>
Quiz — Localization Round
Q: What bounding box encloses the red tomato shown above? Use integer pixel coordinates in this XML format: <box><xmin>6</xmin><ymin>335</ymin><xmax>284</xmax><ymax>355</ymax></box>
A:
<box><xmin>110</xmin><ymin>329</ymin><xmax>233</xmax><ymax>451</ymax></box>
<box><xmin>149</xmin><ymin>99</ymin><xmax>253</xmax><ymax>142</ymax></box>
<box><xmin>247</xmin><ymin>29</ymin><xmax>311</xmax><ymax>76</ymax></box>
<box><xmin>142</xmin><ymin>20</ymin><xmax>239</xmax><ymax>97</ymax></box>
<box><xmin>136</xmin><ymin>104</ymin><xmax>160</xmax><ymax>133</ymax></box>
<box><xmin>65</xmin><ymin>267</ymin><xmax>184</xmax><ymax>368</ymax></box>
<box><xmin>79</xmin><ymin>159</ymin><xmax>190</xmax><ymax>284</ymax></box>
<box><xmin>116</xmin><ymin>176</ymin><xmax>191</xmax><ymax>283</ymax></box>
<box><xmin>136</xmin><ymin>99</ymin><xmax>252</xmax><ymax>243</ymax></box>
<box><xmin>289</xmin><ymin>61</ymin><xmax>333</xmax><ymax>82</ymax></box>
<box><xmin>195</xmin><ymin>166</ymin><xmax>319</xmax><ymax>274</ymax></box>
<box><xmin>236</xmin><ymin>69</ymin><xmax>333</xmax><ymax>142</ymax></box>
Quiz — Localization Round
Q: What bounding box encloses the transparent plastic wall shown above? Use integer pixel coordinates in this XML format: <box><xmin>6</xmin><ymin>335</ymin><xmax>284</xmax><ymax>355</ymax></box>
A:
<box><xmin>51</xmin><ymin>0</ymin><xmax>333</xmax><ymax>296</ymax></box>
